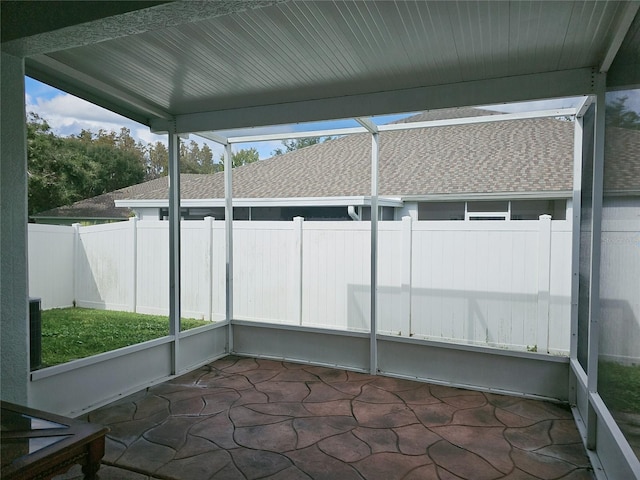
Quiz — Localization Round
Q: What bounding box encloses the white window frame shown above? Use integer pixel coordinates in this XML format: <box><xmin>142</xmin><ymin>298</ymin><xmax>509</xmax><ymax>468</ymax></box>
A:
<box><xmin>464</xmin><ymin>202</ymin><xmax>511</xmax><ymax>221</ymax></box>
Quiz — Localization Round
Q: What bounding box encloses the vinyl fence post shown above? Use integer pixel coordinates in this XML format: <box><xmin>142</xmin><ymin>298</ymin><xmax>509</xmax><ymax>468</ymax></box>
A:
<box><xmin>293</xmin><ymin>216</ymin><xmax>304</xmax><ymax>325</ymax></box>
<box><xmin>72</xmin><ymin>223</ymin><xmax>80</xmax><ymax>307</ymax></box>
<box><xmin>537</xmin><ymin>214</ymin><xmax>552</xmax><ymax>354</ymax></box>
<box><xmin>130</xmin><ymin>216</ymin><xmax>138</xmax><ymax>313</ymax></box>
<box><xmin>401</xmin><ymin>216</ymin><xmax>412</xmax><ymax>337</ymax></box>
<box><xmin>205</xmin><ymin>216</ymin><xmax>214</xmax><ymax>322</ymax></box>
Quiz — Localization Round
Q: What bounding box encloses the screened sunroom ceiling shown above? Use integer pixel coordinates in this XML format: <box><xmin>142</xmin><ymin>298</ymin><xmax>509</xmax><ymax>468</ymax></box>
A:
<box><xmin>4</xmin><ymin>1</ymin><xmax>640</xmax><ymax>132</ymax></box>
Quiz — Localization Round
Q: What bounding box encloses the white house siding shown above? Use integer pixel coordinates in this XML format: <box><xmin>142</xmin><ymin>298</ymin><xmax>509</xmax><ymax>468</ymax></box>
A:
<box><xmin>135</xmin><ymin>207</ymin><xmax>161</xmax><ymax>221</ymax></box>
<box><xmin>395</xmin><ymin>202</ymin><xmax>419</xmax><ymax>221</ymax></box>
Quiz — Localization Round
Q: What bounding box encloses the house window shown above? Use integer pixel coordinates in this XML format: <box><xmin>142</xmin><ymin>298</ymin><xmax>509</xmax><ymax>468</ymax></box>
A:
<box><xmin>511</xmin><ymin>200</ymin><xmax>566</xmax><ymax>220</ymax></box>
<box><xmin>418</xmin><ymin>199</ymin><xmax>566</xmax><ymax>221</ymax></box>
<box><xmin>158</xmin><ymin>207</ymin><xmax>249</xmax><ymax>220</ymax></box>
<box><xmin>466</xmin><ymin>201</ymin><xmax>509</xmax><ymax>220</ymax></box>
<box><xmin>247</xmin><ymin>206</ymin><xmax>350</xmax><ymax>221</ymax></box>
<box><xmin>361</xmin><ymin>206</ymin><xmax>396</xmax><ymax>221</ymax></box>
<box><xmin>418</xmin><ymin>202</ymin><xmax>465</xmax><ymax>220</ymax></box>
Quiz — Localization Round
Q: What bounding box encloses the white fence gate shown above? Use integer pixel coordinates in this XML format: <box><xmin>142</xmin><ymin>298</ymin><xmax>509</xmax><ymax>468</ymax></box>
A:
<box><xmin>28</xmin><ymin>217</ymin><xmax>582</xmax><ymax>355</ymax></box>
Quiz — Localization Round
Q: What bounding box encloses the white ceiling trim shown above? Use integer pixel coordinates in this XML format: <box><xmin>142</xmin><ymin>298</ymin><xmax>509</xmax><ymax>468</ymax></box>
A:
<box><xmin>599</xmin><ymin>2</ymin><xmax>640</xmax><ymax>73</ymax></box>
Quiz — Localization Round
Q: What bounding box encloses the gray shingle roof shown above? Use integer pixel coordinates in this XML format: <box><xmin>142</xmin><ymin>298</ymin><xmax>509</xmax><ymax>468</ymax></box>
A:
<box><xmin>32</xmin><ymin>190</ymin><xmax>133</xmax><ymax>220</ymax></box>
<box><xmin>604</xmin><ymin>126</ymin><xmax>640</xmax><ymax>193</ymax></box>
<box><xmin>34</xmin><ymin>109</ymin><xmax>640</xmax><ymax>219</ymax></box>
<box><xmin>125</xmin><ymin>109</ymin><xmax>577</xmax><ymax>201</ymax></box>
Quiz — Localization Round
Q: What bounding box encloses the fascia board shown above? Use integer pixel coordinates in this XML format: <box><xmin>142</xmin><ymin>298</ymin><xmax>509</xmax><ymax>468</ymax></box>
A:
<box><xmin>401</xmin><ymin>191</ymin><xmax>573</xmax><ymax>202</ymax></box>
<box><xmin>116</xmin><ymin>197</ymin><xmax>404</xmax><ymax>208</ymax></box>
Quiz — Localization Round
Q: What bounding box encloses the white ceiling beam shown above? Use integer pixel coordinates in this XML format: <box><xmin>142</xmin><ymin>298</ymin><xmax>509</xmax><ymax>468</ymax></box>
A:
<box><xmin>379</xmin><ymin>108</ymin><xmax>578</xmax><ymax>133</ymax></box>
<box><xmin>196</xmin><ymin>108</ymin><xmax>579</xmax><ymax>146</ymax></box>
<box><xmin>151</xmin><ymin>68</ymin><xmax>596</xmax><ymax>134</ymax></box>
<box><xmin>355</xmin><ymin>117</ymin><xmax>379</xmax><ymax>134</ymax></box>
<box><xmin>225</xmin><ymin>127</ymin><xmax>366</xmax><ymax>144</ymax></box>
<box><xmin>196</xmin><ymin>131</ymin><xmax>230</xmax><ymax>146</ymax></box>
<box><xmin>599</xmin><ymin>3</ymin><xmax>639</xmax><ymax>73</ymax></box>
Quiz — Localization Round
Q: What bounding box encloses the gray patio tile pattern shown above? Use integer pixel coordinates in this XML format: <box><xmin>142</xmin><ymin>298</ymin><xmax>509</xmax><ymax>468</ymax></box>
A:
<box><xmin>56</xmin><ymin>356</ymin><xmax>594</xmax><ymax>480</ymax></box>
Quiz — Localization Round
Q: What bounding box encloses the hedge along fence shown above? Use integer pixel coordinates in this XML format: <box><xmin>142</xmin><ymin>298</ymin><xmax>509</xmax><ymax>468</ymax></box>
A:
<box><xmin>29</xmin><ymin>216</ymin><xmax>577</xmax><ymax>355</ymax></box>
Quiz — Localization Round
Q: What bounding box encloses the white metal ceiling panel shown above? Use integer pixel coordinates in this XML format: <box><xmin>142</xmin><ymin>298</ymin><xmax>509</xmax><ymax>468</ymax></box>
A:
<box><xmin>20</xmin><ymin>1</ymin><xmax>640</xmax><ymax>129</ymax></box>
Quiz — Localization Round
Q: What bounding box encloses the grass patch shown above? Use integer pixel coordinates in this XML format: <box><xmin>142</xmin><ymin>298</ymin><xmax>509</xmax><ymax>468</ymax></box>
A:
<box><xmin>40</xmin><ymin>308</ymin><xmax>209</xmax><ymax>368</ymax></box>
<box><xmin>598</xmin><ymin>361</ymin><xmax>640</xmax><ymax>414</ymax></box>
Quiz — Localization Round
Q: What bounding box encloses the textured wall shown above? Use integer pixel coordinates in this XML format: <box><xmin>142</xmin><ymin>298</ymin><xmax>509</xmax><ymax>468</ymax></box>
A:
<box><xmin>1</xmin><ymin>52</ymin><xmax>29</xmax><ymax>404</ymax></box>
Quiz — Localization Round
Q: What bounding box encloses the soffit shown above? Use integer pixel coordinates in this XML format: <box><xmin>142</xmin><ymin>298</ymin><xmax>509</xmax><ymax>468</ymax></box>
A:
<box><xmin>6</xmin><ymin>1</ymin><xmax>640</xmax><ymax>129</ymax></box>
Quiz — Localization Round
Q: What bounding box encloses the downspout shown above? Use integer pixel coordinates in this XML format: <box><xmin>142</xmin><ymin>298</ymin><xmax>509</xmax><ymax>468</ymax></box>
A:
<box><xmin>347</xmin><ymin>205</ymin><xmax>361</xmax><ymax>221</ymax></box>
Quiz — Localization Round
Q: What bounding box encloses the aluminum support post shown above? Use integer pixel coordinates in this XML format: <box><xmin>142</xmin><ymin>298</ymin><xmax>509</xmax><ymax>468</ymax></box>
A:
<box><xmin>370</xmin><ymin>132</ymin><xmax>379</xmax><ymax>375</ymax></box>
<box><xmin>225</xmin><ymin>143</ymin><xmax>234</xmax><ymax>353</ymax></box>
<box><xmin>569</xmin><ymin>111</ymin><xmax>585</xmax><ymax>405</ymax></box>
<box><xmin>586</xmin><ymin>73</ymin><xmax>606</xmax><ymax>449</ymax></box>
<box><xmin>168</xmin><ymin>131</ymin><xmax>181</xmax><ymax>375</ymax></box>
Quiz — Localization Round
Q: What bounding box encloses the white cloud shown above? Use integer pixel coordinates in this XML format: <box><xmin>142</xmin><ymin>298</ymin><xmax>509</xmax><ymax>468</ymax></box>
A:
<box><xmin>28</xmin><ymin>93</ymin><xmax>125</xmax><ymax>129</ymax></box>
<box><xmin>25</xmin><ymin>93</ymin><xmax>177</xmax><ymax>149</ymax></box>
<box><xmin>26</xmin><ymin>87</ymin><xmax>281</xmax><ymax>159</ymax></box>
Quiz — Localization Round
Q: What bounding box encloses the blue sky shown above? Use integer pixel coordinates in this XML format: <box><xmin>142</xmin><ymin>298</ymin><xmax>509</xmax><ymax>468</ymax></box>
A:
<box><xmin>25</xmin><ymin>76</ymin><xmax>640</xmax><ymax>161</ymax></box>
<box><xmin>26</xmin><ymin>77</ymin><xmax>407</xmax><ymax>160</ymax></box>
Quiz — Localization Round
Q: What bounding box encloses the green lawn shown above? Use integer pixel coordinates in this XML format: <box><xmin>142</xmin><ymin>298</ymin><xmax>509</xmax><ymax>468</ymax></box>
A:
<box><xmin>40</xmin><ymin>308</ymin><xmax>209</xmax><ymax>368</ymax></box>
<box><xmin>598</xmin><ymin>361</ymin><xmax>640</xmax><ymax>414</ymax></box>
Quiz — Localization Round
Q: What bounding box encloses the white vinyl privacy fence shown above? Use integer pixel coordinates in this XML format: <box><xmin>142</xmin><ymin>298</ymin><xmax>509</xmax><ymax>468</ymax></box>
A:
<box><xmin>29</xmin><ymin>217</ymin><xmax>581</xmax><ymax>355</ymax></box>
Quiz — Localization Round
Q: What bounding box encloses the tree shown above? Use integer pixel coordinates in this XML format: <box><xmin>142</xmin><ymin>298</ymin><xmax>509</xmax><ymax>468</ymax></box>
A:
<box><xmin>271</xmin><ymin>136</ymin><xmax>333</xmax><ymax>156</ymax></box>
<box><xmin>146</xmin><ymin>141</ymin><xmax>254</xmax><ymax>177</ymax></box>
<box><xmin>215</xmin><ymin>147</ymin><xmax>260</xmax><ymax>170</ymax></box>
<box><xmin>27</xmin><ymin>113</ymin><xmax>95</xmax><ymax>215</ymax></box>
<box><xmin>27</xmin><ymin>113</ymin><xmax>146</xmax><ymax>215</ymax></box>
<box><xmin>180</xmin><ymin>140</ymin><xmax>217</xmax><ymax>173</ymax></box>
<box><xmin>232</xmin><ymin>148</ymin><xmax>260</xmax><ymax>168</ymax></box>
<box><xmin>147</xmin><ymin>141</ymin><xmax>169</xmax><ymax>178</ymax></box>
<box><xmin>606</xmin><ymin>95</ymin><xmax>640</xmax><ymax>130</ymax></box>
<box><xmin>27</xmin><ymin>113</ymin><xmax>265</xmax><ymax>215</ymax></box>
<box><xmin>81</xmin><ymin>143</ymin><xmax>145</xmax><ymax>194</ymax></box>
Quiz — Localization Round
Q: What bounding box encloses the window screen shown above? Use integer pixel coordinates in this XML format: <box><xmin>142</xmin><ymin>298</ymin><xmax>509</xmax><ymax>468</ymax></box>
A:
<box><xmin>418</xmin><ymin>202</ymin><xmax>465</xmax><ymax>220</ymax></box>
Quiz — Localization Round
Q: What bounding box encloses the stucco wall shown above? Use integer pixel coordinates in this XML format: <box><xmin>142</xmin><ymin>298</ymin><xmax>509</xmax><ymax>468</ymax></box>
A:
<box><xmin>1</xmin><ymin>52</ymin><xmax>29</xmax><ymax>404</ymax></box>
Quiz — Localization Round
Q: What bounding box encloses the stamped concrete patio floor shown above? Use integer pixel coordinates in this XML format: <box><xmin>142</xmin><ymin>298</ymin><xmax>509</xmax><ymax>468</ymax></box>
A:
<box><xmin>61</xmin><ymin>356</ymin><xmax>594</xmax><ymax>480</ymax></box>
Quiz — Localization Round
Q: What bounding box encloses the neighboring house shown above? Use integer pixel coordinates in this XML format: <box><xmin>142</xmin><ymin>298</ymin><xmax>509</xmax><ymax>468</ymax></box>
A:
<box><xmin>32</xmin><ymin>109</ymin><xmax>640</xmax><ymax>224</ymax></box>
<box><xmin>31</xmin><ymin>190</ymin><xmax>133</xmax><ymax>225</ymax></box>
<box><xmin>602</xmin><ymin>125</ymin><xmax>640</xmax><ymax>219</ymax></box>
